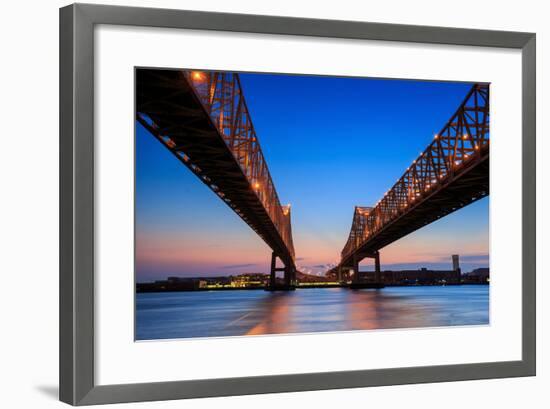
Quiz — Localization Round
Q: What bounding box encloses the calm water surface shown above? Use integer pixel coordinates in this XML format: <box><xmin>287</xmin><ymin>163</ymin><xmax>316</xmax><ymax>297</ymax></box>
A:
<box><xmin>136</xmin><ymin>285</ymin><xmax>489</xmax><ymax>340</ymax></box>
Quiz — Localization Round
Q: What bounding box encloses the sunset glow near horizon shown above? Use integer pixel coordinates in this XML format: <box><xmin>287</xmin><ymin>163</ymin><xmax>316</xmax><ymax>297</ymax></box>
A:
<box><xmin>136</xmin><ymin>73</ymin><xmax>489</xmax><ymax>282</ymax></box>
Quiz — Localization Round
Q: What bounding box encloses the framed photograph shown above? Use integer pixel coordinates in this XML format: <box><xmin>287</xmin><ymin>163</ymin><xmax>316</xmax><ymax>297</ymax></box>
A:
<box><xmin>60</xmin><ymin>3</ymin><xmax>536</xmax><ymax>405</ymax></box>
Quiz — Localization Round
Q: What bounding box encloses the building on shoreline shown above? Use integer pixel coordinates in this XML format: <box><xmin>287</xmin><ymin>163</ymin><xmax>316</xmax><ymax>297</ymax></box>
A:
<box><xmin>461</xmin><ymin>268</ymin><xmax>490</xmax><ymax>284</ymax></box>
<box><xmin>358</xmin><ymin>255</ymin><xmax>488</xmax><ymax>286</ymax></box>
<box><xmin>136</xmin><ymin>271</ymin><xmax>333</xmax><ymax>292</ymax></box>
<box><xmin>375</xmin><ymin>255</ymin><xmax>461</xmax><ymax>285</ymax></box>
<box><xmin>136</xmin><ymin>273</ymin><xmax>271</xmax><ymax>292</ymax></box>
<box><xmin>377</xmin><ymin>267</ymin><xmax>461</xmax><ymax>286</ymax></box>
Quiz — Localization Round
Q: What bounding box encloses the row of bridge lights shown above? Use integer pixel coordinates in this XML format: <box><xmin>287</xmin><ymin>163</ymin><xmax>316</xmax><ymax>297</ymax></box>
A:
<box><xmin>191</xmin><ymin>74</ymin><xmax>293</xmax><ymax>229</ymax></box>
<box><xmin>373</xmin><ymin>132</ymin><xmax>481</xmax><ymax>209</ymax></box>
<box><xmin>252</xmin><ymin>180</ymin><xmax>291</xmax><ymax>216</ymax></box>
<box><xmin>191</xmin><ymin>70</ymin><xmax>269</xmax><ymax>205</ymax></box>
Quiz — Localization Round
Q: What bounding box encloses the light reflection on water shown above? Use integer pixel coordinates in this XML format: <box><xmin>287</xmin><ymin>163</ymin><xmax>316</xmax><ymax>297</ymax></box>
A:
<box><xmin>136</xmin><ymin>285</ymin><xmax>489</xmax><ymax>340</ymax></box>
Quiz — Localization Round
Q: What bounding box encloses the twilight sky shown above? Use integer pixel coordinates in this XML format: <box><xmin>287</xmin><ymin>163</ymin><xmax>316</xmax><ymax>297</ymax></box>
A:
<box><xmin>136</xmin><ymin>73</ymin><xmax>489</xmax><ymax>282</ymax></box>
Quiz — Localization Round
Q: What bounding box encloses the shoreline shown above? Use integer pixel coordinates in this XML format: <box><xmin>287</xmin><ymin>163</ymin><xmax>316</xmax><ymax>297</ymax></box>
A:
<box><xmin>136</xmin><ymin>282</ymin><xmax>489</xmax><ymax>294</ymax></box>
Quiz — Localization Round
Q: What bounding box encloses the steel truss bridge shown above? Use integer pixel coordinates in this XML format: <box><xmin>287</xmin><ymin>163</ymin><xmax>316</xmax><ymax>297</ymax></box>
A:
<box><xmin>334</xmin><ymin>84</ymin><xmax>490</xmax><ymax>285</ymax></box>
<box><xmin>136</xmin><ymin>69</ymin><xmax>296</xmax><ymax>288</ymax></box>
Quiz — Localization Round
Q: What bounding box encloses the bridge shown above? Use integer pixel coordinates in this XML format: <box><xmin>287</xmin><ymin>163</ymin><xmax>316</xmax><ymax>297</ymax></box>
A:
<box><xmin>332</xmin><ymin>83</ymin><xmax>489</xmax><ymax>287</ymax></box>
<box><xmin>136</xmin><ymin>69</ymin><xmax>296</xmax><ymax>289</ymax></box>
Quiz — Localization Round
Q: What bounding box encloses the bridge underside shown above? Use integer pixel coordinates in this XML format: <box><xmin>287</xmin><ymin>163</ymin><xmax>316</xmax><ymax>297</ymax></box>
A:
<box><xmin>341</xmin><ymin>149</ymin><xmax>489</xmax><ymax>270</ymax></box>
<box><xmin>136</xmin><ymin>69</ymin><xmax>295</xmax><ymax>275</ymax></box>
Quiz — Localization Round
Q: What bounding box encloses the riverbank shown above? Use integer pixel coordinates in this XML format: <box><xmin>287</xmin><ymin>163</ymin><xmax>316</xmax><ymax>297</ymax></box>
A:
<box><xmin>136</xmin><ymin>282</ymin><xmax>488</xmax><ymax>293</ymax></box>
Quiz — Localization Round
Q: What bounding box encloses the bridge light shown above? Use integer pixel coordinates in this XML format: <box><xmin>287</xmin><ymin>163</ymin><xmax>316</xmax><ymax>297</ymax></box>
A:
<box><xmin>191</xmin><ymin>71</ymin><xmax>205</xmax><ymax>81</ymax></box>
<box><xmin>475</xmin><ymin>145</ymin><xmax>479</xmax><ymax>150</ymax></box>
<box><xmin>434</xmin><ymin>134</ymin><xmax>439</xmax><ymax>140</ymax></box>
<box><xmin>463</xmin><ymin>134</ymin><xmax>468</xmax><ymax>140</ymax></box>
<box><xmin>253</xmin><ymin>182</ymin><xmax>260</xmax><ymax>189</ymax></box>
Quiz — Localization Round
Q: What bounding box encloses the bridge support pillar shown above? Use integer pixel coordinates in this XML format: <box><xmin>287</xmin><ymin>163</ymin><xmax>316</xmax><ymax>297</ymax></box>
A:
<box><xmin>374</xmin><ymin>251</ymin><xmax>381</xmax><ymax>283</ymax></box>
<box><xmin>348</xmin><ymin>252</ymin><xmax>384</xmax><ymax>289</ymax></box>
<box><xmin>270</xmin><ymin>252</ymin><xmax>277</xmax><ymax>289</ymax></box>
<box><xmin>352</xmin><ymin>255</ymin><xmax>360</xmax><ymax>284</ymax></box>
<box><xmin>284</xmin><ymin>265</ymin><xmax>291</xmax><ymax>286</ymax></box>
<box><xmin>285</xmin><ymin>266</ymin><xmax>297</xmax><ymax>287</ymax></box>
<box><xmin>267</xmin><ymin>252</ymin><xmax>295</xmax><ymax>291</ymax></box>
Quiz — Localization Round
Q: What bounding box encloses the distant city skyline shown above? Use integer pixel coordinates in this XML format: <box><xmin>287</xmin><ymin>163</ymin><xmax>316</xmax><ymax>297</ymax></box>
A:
<box><xmin>136</xmin><ymin>73</ymin><xmax>489</xmax><ymax>282</ymax></box>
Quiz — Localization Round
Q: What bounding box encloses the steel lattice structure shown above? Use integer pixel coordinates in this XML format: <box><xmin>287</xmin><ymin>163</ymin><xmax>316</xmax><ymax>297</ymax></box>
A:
<box><xmin>186</xmin><ymin>71</ymin><xmax>295</xmax><ymax>260</ymax></box>
<box><xmin>136</xmin><ymin>69</ymin><xmax>296</xmax><ymax>278</ymax></box>
<box><xmin>339</xmin><ymin>84</ymin><xmax>490</xmax><ymax>272</ymax></box>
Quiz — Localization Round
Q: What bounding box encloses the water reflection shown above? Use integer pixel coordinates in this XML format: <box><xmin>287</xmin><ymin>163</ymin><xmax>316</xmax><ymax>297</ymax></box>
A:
<box><xmin>136</xmin><ymin>286</ymin><xmax>489</xmax><ymax>340</ymax></box>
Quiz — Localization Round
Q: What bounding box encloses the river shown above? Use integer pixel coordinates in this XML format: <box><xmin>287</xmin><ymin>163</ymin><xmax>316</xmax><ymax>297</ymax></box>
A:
<box><xmin>136</xmin><ymin>285</ymin><xmax>489</xmax><ymax>340</ymax></box>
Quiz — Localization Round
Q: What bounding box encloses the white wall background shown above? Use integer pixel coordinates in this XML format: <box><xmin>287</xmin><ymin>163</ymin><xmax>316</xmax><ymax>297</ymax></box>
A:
<box><xmin>0</xmin><ymin>0</ymin><xmax>546</xmax><ymax>408</ymax></box>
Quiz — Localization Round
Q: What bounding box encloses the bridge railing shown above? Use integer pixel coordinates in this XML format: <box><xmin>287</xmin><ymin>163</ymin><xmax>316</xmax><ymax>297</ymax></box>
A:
<box><xmin>341</xmin><ymin>84</ymin><xmax>489</xmax><ymax>262</ymax></box>
<box><xmin>185</xmin><ymin>71</ymin><xmax>295</xmax><ymax>261</ymax></box>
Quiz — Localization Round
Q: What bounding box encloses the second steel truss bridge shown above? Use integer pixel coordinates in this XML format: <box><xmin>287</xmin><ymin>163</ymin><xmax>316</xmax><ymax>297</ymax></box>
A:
<box><xmin>136</xmin><ymin>69</ymin><xmax>296</xmax><ymax>288</ymax></box>
<box><xmin>335</xmin><ymin>84</ymin><xmax>490</xmax><ymax>285</ymax></box>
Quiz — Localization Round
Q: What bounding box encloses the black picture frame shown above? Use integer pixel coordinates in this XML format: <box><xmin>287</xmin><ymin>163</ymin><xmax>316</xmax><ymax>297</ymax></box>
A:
<box><xmin>60</xmin><ymin>3</ymin><xmax>536</xmax><ymax>405</ymax></box>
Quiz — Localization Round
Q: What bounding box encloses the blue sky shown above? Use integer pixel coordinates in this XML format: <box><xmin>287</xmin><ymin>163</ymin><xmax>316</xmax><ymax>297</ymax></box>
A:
<box><xmin>136</xmin><ymin>72</ymin><xmax>489</xmax><ymax>282</ymax></box>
